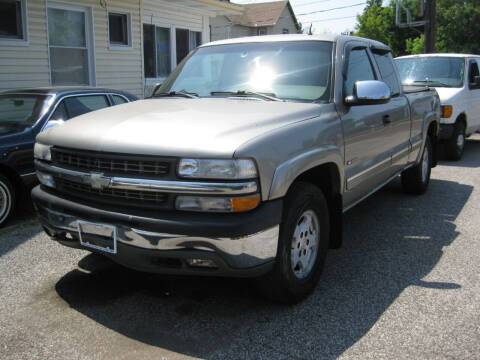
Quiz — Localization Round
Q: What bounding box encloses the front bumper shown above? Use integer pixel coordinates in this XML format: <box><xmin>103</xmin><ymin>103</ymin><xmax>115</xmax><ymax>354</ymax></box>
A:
<box><xmin>32</xmin><ymin>186</ymin><xmax>282</xmax><ymax>277</ymax></box>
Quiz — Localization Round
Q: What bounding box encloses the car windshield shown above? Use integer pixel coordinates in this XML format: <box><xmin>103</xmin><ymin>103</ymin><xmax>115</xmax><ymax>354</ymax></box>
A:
<box><xmin>156</xmin><ymin>41</ymin><xmax>333</xmax><ymax>102</ymax></box>
<box><xmin>0</xmin><ymin>94</ymin><xmax>51</xmax><ymax>135</ymax></box>
<box><xmin>395</xmin><ymin>57</ymin><xmax>465</xmax><ymax>87</ymax></box>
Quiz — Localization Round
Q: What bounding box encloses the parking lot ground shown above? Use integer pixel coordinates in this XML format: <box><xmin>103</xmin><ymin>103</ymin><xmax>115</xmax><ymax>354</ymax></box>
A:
<box><xmin>1</xmin><ymin>137</ymin><xmax>480</xmax><ymax>360</ymax></box>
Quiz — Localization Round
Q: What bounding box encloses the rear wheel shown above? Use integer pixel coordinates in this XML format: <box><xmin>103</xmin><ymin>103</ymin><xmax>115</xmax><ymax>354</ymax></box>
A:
<box><xmin>0</xmin><ymin>174</ymin><xmax>15</xmax><ymax>227</ymax></box>
<box><xmin>401</xmin><ymin>136</ymin><xmax>432</xmax><ymax>195</ymax></box>
<box><xmin>445</xmin><ymin>121</ymin><xmax>466</xmax><ymax>161</ymax></box>
<box><xmin>256</xmin><ymin>182</ymin><xmax>330</xmax><ymax>304</ymax></box>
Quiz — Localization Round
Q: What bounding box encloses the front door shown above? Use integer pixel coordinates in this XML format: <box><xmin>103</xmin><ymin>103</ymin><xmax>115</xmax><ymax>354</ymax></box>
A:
<box><xmin>467</xmin><ymin>59</ymin><xmax>480</xmax><ymax>133</ymax></box>
<box><xmin>47</xmin><ymin>4</ymin><xmax>93</xmax><ymax>85</ymax></box>
<box><xmin>341</xmin><ymin>47</ymin><xmax>397</xmax><ymax>206</ymax></box>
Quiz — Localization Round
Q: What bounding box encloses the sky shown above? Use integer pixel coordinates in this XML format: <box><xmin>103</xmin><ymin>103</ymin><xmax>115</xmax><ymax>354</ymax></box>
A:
<box><xmin>231</xmin><ymin>0</ymin><xmax>373</xmax><ymax>35</ymax></box>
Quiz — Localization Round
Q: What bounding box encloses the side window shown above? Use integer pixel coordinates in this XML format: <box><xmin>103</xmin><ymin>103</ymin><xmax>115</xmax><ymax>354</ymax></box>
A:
<box><xmin>64</xmin><ymin>95</ymin><xmax>109</xmax><ymax>119</ymax></box>
<box><xmin>468</xmin><ymin>60</ymin><xmax>479</xmax><ymax>88</ymax></box>
<box><xmin>112</xmin><ymin>95</ymin><xmax>128</xmax><ymax>105</ymax></box>
<box><xmin>373</xmin><ymin>51</ymin><xmax>400</xmax><ymax>95</ymax></box>
<box><xmin>345</xmin><ymin>48</ymin><xmax>376</xmax><ymax>97</ymax></box>
<box><xmin>50</xmin><ymin>102</ymin><xmax>68</xmax><ymax>120</ymax></box>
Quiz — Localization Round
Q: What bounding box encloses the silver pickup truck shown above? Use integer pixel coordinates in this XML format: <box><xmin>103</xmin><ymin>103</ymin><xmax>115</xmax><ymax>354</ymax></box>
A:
<box><xmin>32</xmin><ymin>35</ymin><xmax>440</xmax><ymax>303</ymax></box>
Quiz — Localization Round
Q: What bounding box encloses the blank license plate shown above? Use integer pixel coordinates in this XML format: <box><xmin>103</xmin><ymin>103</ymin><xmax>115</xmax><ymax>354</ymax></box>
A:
<box><xmin>77</xmin><ymin>221</ymin><xmax>117</xmax><ymax>254</ymax></box>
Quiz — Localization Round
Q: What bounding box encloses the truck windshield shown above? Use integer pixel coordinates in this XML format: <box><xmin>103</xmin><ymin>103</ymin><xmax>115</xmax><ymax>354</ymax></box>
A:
<box><xmin>395</xmin><ymin>57</ymin><xmax>465</xmax><ymax>87</ymax></box>
<box><xmin>156</xmin><ymin>41</ymin><xmax>333</xmax><ymax>102</ymax></box>
<box><xmin>0</xmin><ymin>94</ymin><xmax>51</xmax><ymax>135</ymax></box>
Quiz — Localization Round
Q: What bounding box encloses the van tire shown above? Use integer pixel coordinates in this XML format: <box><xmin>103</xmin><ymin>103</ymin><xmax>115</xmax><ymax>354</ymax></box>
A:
<box><xmin>445</xmin><ymin>121</ymin><xmax>466</xmax><ymax>161</ymax></box>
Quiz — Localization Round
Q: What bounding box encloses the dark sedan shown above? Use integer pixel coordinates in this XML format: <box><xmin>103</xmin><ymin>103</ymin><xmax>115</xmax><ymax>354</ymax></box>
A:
<box><xmin>0</xmin><ymin>87</ymin><xmax>137</xmax><ymax>227</ymax></box>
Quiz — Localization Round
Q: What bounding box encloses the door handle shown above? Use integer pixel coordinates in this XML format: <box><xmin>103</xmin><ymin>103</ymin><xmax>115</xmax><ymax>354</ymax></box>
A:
<box><xmin>382</xmin><ymin>114</ymin><xmax>391</xmax><ymax>125</ymax></box>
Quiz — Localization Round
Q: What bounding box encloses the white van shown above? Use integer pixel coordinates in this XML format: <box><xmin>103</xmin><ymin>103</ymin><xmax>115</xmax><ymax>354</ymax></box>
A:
<box><xmin>395</xmin><ymin>54</ymin><xmax>480</xmax><ymax>160</ymax></box>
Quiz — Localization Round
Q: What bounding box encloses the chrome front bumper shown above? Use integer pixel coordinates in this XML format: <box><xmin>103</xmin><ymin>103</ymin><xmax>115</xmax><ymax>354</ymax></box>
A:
<box><xmin>37</xmin><ymin>205</ymin><xmax>279</xmax><ymax>270</ymax></box>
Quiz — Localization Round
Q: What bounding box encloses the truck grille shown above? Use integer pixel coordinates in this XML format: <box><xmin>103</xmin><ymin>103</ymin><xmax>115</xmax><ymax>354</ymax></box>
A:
<box><xmin>55</xmin><ymin>178</ymin><xmax>168</xmax><ymax>207</ymax></box>
<box><xmin>51</xmin><ymin>147</ymin><xmax>171</xmax><ymax>177</ymax></box>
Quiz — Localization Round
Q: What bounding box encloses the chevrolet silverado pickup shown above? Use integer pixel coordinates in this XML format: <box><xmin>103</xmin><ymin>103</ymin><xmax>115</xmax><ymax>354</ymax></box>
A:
<box><xmin>32</xmin><ymin>35</ymin><xmax>441</xmax><ymax>303</ymax></box>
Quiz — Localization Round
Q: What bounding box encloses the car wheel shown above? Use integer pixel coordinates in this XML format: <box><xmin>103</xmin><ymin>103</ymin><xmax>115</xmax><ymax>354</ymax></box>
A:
<box><xmin>0</xmin><ymin>174</ymin><xmax>15</xmax><ymax>227</ymax></box>
<box><xmin>401</xmin><ymin>136</ymin><xmax>432</xmax><ymax>195</ymax></box>
<box><xmin>445</xmin><ymin>121</ymin><xmax>466</xmax><ymax>161</ymax></box>
<box><xmin>255</xmin><ymin>182</ymin><xmax>330</xmax><ymax>304</ymax></box>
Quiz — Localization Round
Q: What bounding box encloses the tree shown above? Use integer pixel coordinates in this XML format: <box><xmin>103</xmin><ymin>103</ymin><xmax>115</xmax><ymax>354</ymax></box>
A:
<box><xmin>355</xmin><ymin>0</ymin><xmax>419</xmax><ymax>56</ymax></box>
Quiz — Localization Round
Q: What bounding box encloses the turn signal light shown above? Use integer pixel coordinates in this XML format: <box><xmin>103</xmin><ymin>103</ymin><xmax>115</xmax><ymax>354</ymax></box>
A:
<box><xmin>232</xmin><ymin>194</ymin><xmax>260</xmax><ymax>212</ymax></box>
<box><xmin>442</xmin><ymin>105</ymin><xmax>453</xmax><ymax>118</ymax></box>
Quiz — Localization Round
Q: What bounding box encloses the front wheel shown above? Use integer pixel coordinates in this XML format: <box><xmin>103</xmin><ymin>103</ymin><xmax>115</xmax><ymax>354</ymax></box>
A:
<box><xmin>401</xmin><ymin>136</ymin><xmax>432</xmax><ymax>195</ymax></box>
<box><xmin>0</xmin><ymin>174</ymin><xmax>15</xmax><ymax>227</ymax></box>
<box><xmin>255</xmin><ymin>182</ymin><xmax>330</xmax><ymax>304</ymax></box>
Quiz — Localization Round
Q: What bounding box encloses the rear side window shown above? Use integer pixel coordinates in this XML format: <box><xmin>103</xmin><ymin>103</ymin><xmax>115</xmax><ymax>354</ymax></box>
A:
<box><xmin>64</xmin><ymin>95</ymin><xmax>109</xmax><ymax>118</ymax></box>
<box><xmin>373</xmin><ymin>51</ymin><xmax>400</xmax><ymax>96</ymax></box>
<box><xmin>345</xmin><ymin>48</ymin><xmax>376</xmax><ymax>97</ymax></box>
<box><xmin>112</xmin><ymin>95</ymin><xmax>128</xmax><ymax>105</ymax></box>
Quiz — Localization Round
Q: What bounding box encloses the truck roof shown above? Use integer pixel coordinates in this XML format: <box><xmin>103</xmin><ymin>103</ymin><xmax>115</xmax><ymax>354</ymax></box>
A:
<box><xmin>202</xmin><ymin>34</ymin><xmax>391</xmax><ymax>52</ymax></box>
<box><xmin>396</xmin><ymin>53</ymin><xmax>480</xmax><ymax>59</ymax></box>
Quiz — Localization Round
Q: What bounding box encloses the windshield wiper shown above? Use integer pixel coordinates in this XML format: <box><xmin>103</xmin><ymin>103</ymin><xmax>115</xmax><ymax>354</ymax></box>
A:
<box><xmin>211</xmin><ymin>90</ymin><xmax>282</xmax><ymax>102</ymax></box>
<box><xmin>153</xmin><ymin>91</ymin><xmax>198</xmax><ymax>99</ymax></box>
<box><xmin>412</xmin><ymin>80</ymin><xmax>451</xmax><ymax>87</ymax></box>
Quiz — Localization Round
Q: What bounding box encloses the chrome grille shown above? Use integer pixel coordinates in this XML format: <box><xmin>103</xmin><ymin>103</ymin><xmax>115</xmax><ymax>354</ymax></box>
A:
<box><xmin>55</xmin><ymin>178</ymin><xmax>168</xmax><ymax>205</ymax></box>
<box><xmin>51</xmin><ymin>147</ymin><xmax>171</xmax><ymax>176</ymax></box>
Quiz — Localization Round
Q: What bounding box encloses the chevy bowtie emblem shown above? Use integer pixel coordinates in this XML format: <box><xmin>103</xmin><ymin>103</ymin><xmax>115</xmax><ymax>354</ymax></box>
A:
<box><xmin>86</xmin><ymin>172</ymin><xmax>111</xmax><ymax>190</ymax></box>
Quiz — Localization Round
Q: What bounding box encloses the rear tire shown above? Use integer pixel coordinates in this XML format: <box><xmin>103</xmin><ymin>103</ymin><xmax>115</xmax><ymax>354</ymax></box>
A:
<box><xmin>445</xmin><ymin>121</ymin><xmax>466</xmax><ymax>161</ymax></box>
<box><xmin>401</xmin><ymin>136</ymin><xmax>432</xmax><ymax>195</ymax></box>
<box><xmin>0</xmin><ymin>174</ymin><xmax>15</xmax><ymax>228</ymax></box>
<box><xmin>255</xmin><ymin>182</ymin><xmax>330</xmax><ymax>304</ymax></box>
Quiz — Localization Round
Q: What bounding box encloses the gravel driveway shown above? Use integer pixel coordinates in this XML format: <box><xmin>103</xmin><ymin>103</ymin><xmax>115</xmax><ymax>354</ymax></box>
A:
<box><xmin>1</xmin><ymin>137</ymin><xmax>480</xmax><ymax>360</ymax></box>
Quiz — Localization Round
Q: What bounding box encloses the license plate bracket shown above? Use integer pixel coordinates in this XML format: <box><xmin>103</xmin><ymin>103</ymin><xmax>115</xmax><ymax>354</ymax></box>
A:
<box><xmin>77</xmin><ymin>221</ymin><xmax>117</xmax><ymax>254</ymax></box>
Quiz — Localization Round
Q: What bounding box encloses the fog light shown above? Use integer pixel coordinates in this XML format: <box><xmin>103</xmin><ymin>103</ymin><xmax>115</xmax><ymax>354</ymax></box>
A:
<box><xmin>175</xmin><ymin>194</ymin><xmax>260</xmax><ymax>213</ymax></box>
<box><xmin>186</xmin><ymin>258</ymin><xmax>218</xmax><ymax>268</ymax></box>
<box><xmin>37</xmin><ymin>171</ymin><xmax>55</xmax><ymax>188</ymax></box>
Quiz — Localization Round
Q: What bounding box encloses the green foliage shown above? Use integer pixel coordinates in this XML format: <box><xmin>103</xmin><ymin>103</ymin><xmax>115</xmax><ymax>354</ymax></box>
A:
<box><xmin>355</xmin><ymin>0</ymin><xmax>480</xmax><ymax>55</ymax></box>
<box><xmin>406</xmin><ymin>34</ymin><xmax>424</xmax><ymax>54</ymax></box>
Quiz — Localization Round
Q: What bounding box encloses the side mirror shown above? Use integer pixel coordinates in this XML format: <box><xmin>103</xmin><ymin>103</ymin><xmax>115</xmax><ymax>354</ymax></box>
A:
<box><xmin>473</xmin><ymin>76</ymin><xmax>480</xmax><ymax>88</ymax></box>
<box><xmin>345</xmin><ymin>80</ymin><xmax>391</xmax><ymax>105</ymax></box>
<box><xmin>42</xmin><ymin>119</ymin><xmax>64</xmax><ymax>132</ymax></box>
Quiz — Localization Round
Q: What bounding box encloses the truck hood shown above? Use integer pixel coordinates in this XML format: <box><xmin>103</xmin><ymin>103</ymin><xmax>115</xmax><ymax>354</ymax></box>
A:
<box><xmin>432</xmin><ymin>87</ymin><xmax>463</xmax><ymax>103</ymax></box>
<box><xmin>37</xmin><ymin>98</ymin><xmax>322</xmax><ymax>157</ymax></box>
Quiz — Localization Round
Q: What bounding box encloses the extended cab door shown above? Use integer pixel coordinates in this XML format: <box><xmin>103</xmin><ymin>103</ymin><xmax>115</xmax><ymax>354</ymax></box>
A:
<box><xmin>340</xmin><ymin>44</ymin><xmax>408</xmax><ymax>206</ymax></box>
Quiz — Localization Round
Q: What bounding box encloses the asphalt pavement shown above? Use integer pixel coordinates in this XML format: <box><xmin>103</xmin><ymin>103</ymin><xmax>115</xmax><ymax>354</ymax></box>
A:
<box><xmin>1</xmin><ymin>137</ymin><xmax>480</xmax><ymax>359</ymax></box>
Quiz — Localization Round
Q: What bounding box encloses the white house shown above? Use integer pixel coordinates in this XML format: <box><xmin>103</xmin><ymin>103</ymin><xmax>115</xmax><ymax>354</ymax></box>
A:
<box><xmin>0</xmin><ymin>0</ymin><xmax>242</xmax><ymax>98</ymax></box>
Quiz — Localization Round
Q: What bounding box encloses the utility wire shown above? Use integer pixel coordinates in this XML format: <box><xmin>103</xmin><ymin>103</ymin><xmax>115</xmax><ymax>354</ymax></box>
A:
<box><xmin>296</xmin><ymin>2</ymin><xmax>366</xmax><ymax>16</ymax></box>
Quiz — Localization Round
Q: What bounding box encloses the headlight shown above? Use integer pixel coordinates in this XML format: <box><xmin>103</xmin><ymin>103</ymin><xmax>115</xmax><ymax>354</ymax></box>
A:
<box><xmin>178</xmin><ymin>159</ymin><xmax>257</xmax><ymax>179</ymax></box>
<box><xmin>34</xmin><ymin>143</ymin><xmax>52</xmax><ymax>161</ymax></box>
<box><xmin>37</xmin><ymin>171</ymin><xmax>55</xmax><ymax>188</ymax></box>
<box><xmin>176</xmin><ymin>194</ymin><xmax>260</xmax><ymax>213</ymax></box>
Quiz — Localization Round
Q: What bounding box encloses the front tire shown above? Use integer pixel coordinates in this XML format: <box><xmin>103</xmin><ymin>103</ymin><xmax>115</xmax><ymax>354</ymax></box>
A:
<box><xmin>445</xmin><ymin>121</ymin><xmax>465</xmax><ymax>161</ymax></box>
<box><xmin>256</xmin><ymin>182</ymin><xmax>330</xmax><ymax>304</ymax></box>
<box><xmin>401</xmin><ymin>136</ymin><xmax>432</xmax><ymax>195</ymax></box>
<box><xmin>0</xmin><ymin>174</ymin><xmax>15</xmax><ymax>227</ymax></box>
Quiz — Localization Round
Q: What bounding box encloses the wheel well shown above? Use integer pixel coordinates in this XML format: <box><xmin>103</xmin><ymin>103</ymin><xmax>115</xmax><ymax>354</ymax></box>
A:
<box><xmin>0</xmin><ymin>164</ymin><xmax>22</xmax><ymax>194</ymax></box>
<box><xmin>427</xmin><ymin>121</ymin><xmax>439</xmax><ymax>167</ymax></box>
<box><xmin>292</xmin><ymin>163</ymin><xmax>343</xmax><ymax>249</ymax></box>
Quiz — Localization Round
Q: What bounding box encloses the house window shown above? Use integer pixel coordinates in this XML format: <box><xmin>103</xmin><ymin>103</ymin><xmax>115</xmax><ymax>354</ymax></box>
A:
<box><xmin>143</xmin><ymin>24</ymin><xmax>171</xmax><ymax>78</ymax></box>
<box><xmin>108</xmin><ymin>12</ymin><xmax>131</xmax><ymax>47</ymax></box>
<box><xmin>282</xmin><ymin>28</ymin><xmax>289</xmax><ymax>34</ymax></box>
<box><xmin>258</xmin><ymin>27</ymin><xmax>267</xmax><ymax>36</ymax></box>
<box><xmin>0</xmin><ymin>0</ymin><xmax>28</xmax><ymax>43</ymax></box>
<box><xmin>48</xmin><ymin>5</ymin><xmax>93</xmax><ymax>85</ymax></box>
<box><xmin>176</xmin><ymin>28</ymin><xmax>201</xmax><ymax>65</ymax></box>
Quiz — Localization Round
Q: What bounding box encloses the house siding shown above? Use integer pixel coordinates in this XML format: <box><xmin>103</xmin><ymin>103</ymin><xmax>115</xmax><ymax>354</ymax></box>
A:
<box><xmin>0</xmin><ymin>0</ymin><xmax>49</xmax><ymax>91</ymax></box>
<box><xmin>271</xmin><ymin>6</ymin><xmax>297</xmax><ymax>35</ymax></box>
